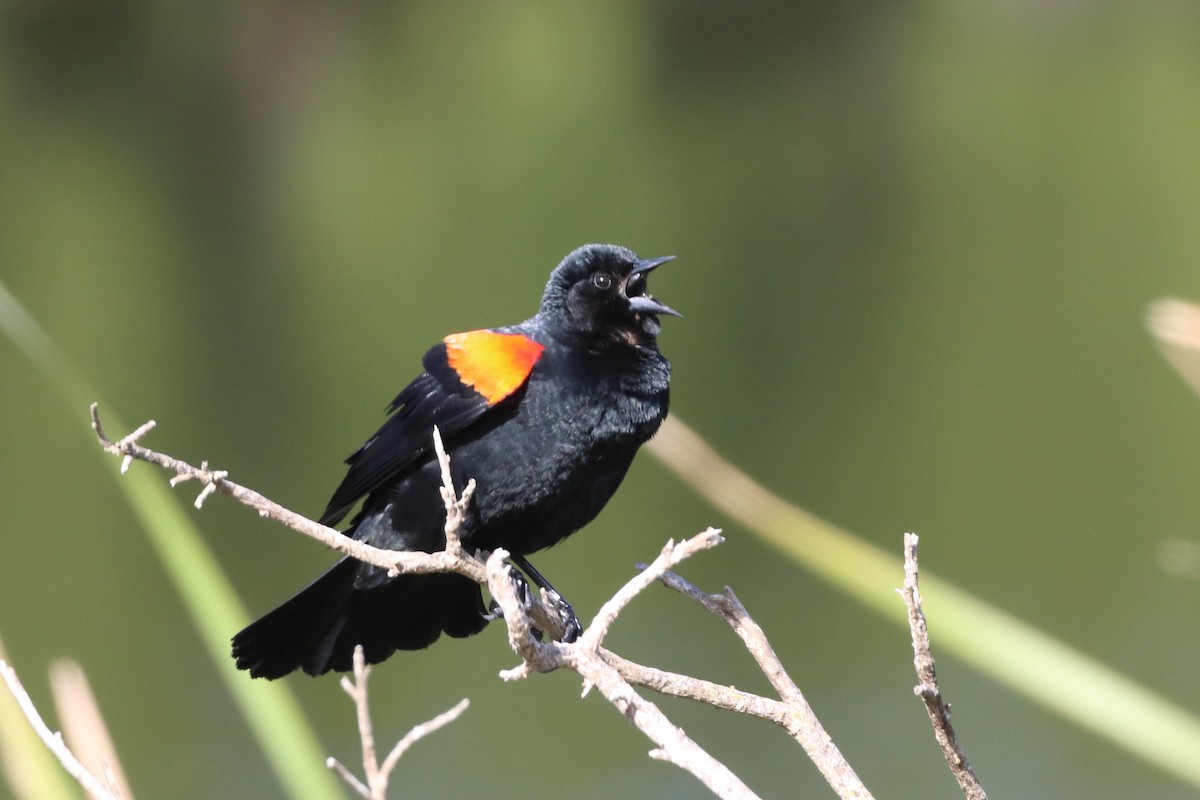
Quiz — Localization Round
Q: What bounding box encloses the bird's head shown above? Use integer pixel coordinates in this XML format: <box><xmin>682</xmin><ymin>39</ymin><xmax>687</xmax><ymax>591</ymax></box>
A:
<box><xmin>539</xmin><ymin>244</ymin><xmax>680</xmax><ymax>346</ymax></box>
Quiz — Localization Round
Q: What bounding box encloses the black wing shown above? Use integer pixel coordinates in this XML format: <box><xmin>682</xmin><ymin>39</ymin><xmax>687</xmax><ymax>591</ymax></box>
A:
<box><xmin>318</xmin><ymin>343</ymin><xmax>496</xmax><ymax>527</ymax></box>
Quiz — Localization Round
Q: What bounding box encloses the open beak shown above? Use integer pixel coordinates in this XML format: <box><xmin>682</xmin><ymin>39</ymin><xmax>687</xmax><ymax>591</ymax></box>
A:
<box><xmin>626</xmin><ymin>255</ymin><xmax>682</xmax><ymax>318</ymax></box>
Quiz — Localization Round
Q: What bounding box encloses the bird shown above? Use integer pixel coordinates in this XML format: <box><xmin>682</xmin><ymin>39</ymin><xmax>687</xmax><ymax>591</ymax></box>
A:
<box><xmin>231</xmin><ymin>243</ymin><xmax>678</xmax><ymax>679</ymax></box>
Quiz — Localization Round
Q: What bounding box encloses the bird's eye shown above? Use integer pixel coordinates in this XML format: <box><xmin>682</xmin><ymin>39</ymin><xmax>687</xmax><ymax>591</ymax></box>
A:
<box><xmin>591</xmin><ymin>272</ymin><xmax>613</xmax><ymax>290</ymax></box>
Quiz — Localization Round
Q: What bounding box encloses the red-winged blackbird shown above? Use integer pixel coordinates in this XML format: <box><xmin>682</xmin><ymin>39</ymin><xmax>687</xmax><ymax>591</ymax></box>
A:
<box><xmin>232</xmin><ymin>244</ymin><xmax>678</xmax><ymax>679</ymax></box>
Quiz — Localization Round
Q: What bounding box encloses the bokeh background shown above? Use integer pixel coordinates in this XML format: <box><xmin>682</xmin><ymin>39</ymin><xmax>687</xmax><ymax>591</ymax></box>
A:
<box><xmin>3</xmin><ymin>2</ymin><xmax>1200</xmax><ymax>798</ymax></box>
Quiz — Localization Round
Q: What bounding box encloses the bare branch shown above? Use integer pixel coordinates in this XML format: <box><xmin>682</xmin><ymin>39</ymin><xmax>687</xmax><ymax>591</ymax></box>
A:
<box><xmin>379</xmin><ymin>698</ymin><xmax>469</xmax><ymax>778</ymax></box>
<box><xmin>578</xmin><ymin>529</ymin><xmax>723</xmax><ymax>653</ymax></box>
<box><xmin>902</xmin><ymin>533</ymin><xmax>987</xmax><ymax>800</ymax></box>
<box><xmin>488</xmin><ymin>550</ymin><xmax>559</xmax><ymax>680</ymax></box>
<box><xmin>569</xmin><ymin>654</ymin><xmax>758</xmax><ymax>798</ymax></box>
<box><xmin>0</xmin><ymin>659</ymin><xmax>118</xmax><ymax>800</ymax></box>
<box><xmin>344</xmin><ymin>649</ymin><xmax>382</xmax><ymax>796</ymax></box>
<box><xmin>488</xmin><ymin>536</ymin><xmax>762</xmax><ymax>800</ymax></box>
<box><xmin>652</xmin><ymin>569</ymin><xmax>873</xmax><ymax>799</ymax></box>
<box><xmin>93</xmin><ymin>403</ymin><xmax>567</xmax><ymax>649</ymax></box>
<box><xmin>327</xmin><ymin>646</ymin><xmax>469</xmax><ymax>800</ymax></box>
<box><xmin>431</xmin><ymin>425</ymin><xmax>474</xmax><ymax>558</ymax></box>
<box><xmin>325</xmin><ymin>757</ymin><xmax>370</xmax><ymax>800</ymax></box>
<box><xmin>91</xmin><ymin>403</ymin><xmax>874</xmax><ymax>799</ymax></box>
<box><xmin>91</xmin><ymin>403</ymin><xmax>485</xmax><ymax>585</ymax></box>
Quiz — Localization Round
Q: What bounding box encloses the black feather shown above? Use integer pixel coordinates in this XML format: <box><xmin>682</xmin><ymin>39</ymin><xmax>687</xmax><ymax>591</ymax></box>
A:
<box><xmin>232</xmin><ymin>244</ymin><xmax>675</xmax><ymax>679</ymax></box>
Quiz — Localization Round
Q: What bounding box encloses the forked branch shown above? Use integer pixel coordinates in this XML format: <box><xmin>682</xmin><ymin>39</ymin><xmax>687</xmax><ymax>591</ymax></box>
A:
<box><xmin>90</xmin><ymin>403</ymin><xmax>875</xmax><ymax>799</ymax></box>
<box><xmin>326</xmin><ymin>646</ymin><xmax>469</xmax><ymax>799</ymax></box>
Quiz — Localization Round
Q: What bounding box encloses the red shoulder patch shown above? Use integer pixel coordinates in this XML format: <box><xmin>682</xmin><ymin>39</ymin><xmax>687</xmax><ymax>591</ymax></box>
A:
<box><xmin>443</xmin><ymin>330</ymin><xmax>544</xmax><ymax>405</ymax></box>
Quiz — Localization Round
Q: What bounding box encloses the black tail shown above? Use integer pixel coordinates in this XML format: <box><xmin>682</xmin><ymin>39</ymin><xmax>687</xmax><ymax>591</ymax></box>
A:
<box><xmin>231</xmin><ymin>558</ymin><xmax>489</xmax><ymax>679</ymax></box>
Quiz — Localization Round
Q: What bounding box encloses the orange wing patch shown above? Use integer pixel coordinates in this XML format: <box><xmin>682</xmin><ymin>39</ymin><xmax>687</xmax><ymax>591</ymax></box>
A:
<box><xmin>444</xmin><ymin>330</ymin><xmax>544</xmax><ymax>405</ymax></box>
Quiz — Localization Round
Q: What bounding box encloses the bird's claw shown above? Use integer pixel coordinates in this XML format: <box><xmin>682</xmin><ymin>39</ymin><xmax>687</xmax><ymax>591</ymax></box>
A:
<box><xmin>544</xmin><ymin>590</ymin><xmax>582</xmax><ymax>643</ymax></box>
<box><xmin>486</xmin><ymin>568</ymin><xmax>581</xmax><ymax>642</ymax></box>
<box><xmin>486</xmin><ymin>567</ymin><xmax>533</xmax><ymax>621</ymax></box>
<box><xmin>560</xmin><ymin>612</ymin><xmax>582</xmax><ymax>643</ymax></box>
<box><xmin>512</xmin><ymin>570</ymin><xmax>534</xmax><ymax>606</ymax></box>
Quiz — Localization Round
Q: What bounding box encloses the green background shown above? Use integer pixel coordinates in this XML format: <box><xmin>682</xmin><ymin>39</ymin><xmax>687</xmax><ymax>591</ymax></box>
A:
<box><xmin>3</xmin><ymin>2</ymin><xmax>1200</xmax><ymax>798</ymax></box>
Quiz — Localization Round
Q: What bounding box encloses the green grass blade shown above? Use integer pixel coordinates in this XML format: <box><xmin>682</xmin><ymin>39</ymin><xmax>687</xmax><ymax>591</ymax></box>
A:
<box><xmin>0</xmin><ymin>280</ymin><xmax>342</xmax><ymax>800</ymax></box>
<box><xmin>650</xmin><ymin>416</ymin><xmax>1200</xmax><ymax>788</ymax></box>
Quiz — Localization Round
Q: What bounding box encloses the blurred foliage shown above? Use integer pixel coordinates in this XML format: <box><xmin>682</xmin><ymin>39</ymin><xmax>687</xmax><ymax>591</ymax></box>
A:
<box><xmin>3</xmin><ymin>2</ymin><xmax>1200</xmax><ymax>798</ymax></box>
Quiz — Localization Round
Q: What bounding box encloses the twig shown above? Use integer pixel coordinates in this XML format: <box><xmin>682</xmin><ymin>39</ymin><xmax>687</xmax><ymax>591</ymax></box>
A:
<box><xmin>489</xmin><ymin>550</ymin><xmax>556</xmax><ymax>679</ymax></box>
<box><xmin>652</xmin><ymin>569</ymin><xmax>873</xmax><ymax>799</ymax></box>
<box><xmin>600</xmin><ymin>651</ymin><xmax>789</xmax><ymax>719</ymax></box>
<box><xmin>91</xmin><ymin>403</ymin><xmax>485</xmax><ymax>585</ymax></box>
<box><xmin>379</xmin><ymin>698</ymin><xmax>470</xmax><ymax>781</ymax></box>
<box><xmin>326</xmin><ymin>757</ymin><xmax>370</xmax><ymax>799</ymax></box>
<box><xmin>92</xmin><ymin>404</ymin><xmax>571</xmax><ymax>639</ymax></box>
<box><xmin>902</xmin><ymin>533</ymin><xmax>987</xmax><ymax>800</ymax></box>
<box><xmin>431</xmin><ymin>426</ymin><xmax>474</xmax><ymax>558</ymax></box>
<box><xmin>91</xmin><ymin>402</ymin><xmax>872</xmax><ymax>799</ymax></box>
<box><xmin>327</xmin><ymin>647</ymin><xmax>468</xmax><ymax>800</ymax></box>
<box><xmin>0</xmin><ymin>659</ymin><xmax>118</xmax><ymax>800</ymax></box>
<box><xmin>486</xmin><ymin>543</ymin><xmax>761</xmax><ymax>800</ymax></box>
<box><xmin>578</xmin><ymin>530</ymin><xmax>723</xmax><ymax>653</ymax></box>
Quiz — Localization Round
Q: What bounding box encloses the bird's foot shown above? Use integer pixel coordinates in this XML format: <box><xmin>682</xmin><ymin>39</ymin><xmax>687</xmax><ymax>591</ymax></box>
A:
<box><xmin>486</xmin><ymin>567</ymin><xmax>533</xmax><ymax>621</ymax></box>
<box><xmin>485</xmin><ymin>569</ymin><xmax>581</xmax><ymax>643</ymax></box>
<box><xmin>542</xmin><ymin>589</ymin><xmax>582</xmax><ymax>643</ymax></box>
<box><xmin>507</xmin><ymin>555</ymin><xmax>582</xmax><ymax>643</ymax></box>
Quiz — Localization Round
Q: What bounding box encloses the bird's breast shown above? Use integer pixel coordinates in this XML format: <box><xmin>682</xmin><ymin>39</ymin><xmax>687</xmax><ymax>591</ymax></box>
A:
<box><xmin>448</xmin><ymin>349</ymin><xmax>669</xmax><ymax>553</ymax></box>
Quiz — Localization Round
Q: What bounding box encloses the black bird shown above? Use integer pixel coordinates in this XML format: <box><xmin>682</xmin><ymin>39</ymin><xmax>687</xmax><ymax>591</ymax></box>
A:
<box><xmin>232</xmin><ymin>244</ymin><xmax>678</xmax><ymax>678</ymax></box>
